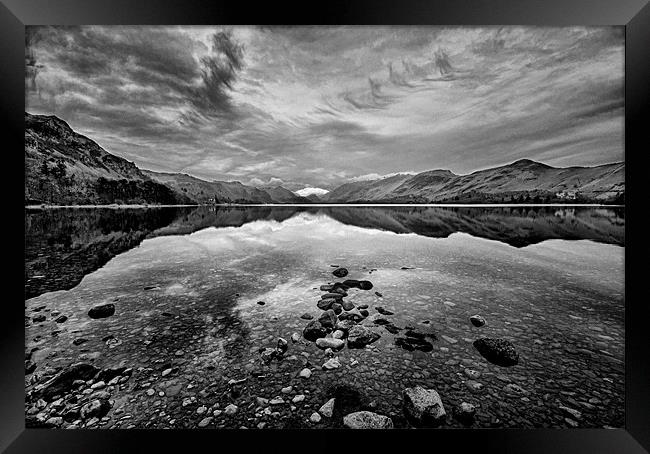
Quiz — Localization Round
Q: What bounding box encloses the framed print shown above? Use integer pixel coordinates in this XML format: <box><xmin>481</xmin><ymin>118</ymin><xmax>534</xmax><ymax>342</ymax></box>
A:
<box><xmin>2</xmin><ymin>0</ymin><xmax>649</xmax><ymax>452</ymax></box>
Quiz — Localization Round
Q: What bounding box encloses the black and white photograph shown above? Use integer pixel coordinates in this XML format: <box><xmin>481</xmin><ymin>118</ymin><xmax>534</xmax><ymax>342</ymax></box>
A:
<box><xmin>24</xmin><ymin>25</ymin><xmax>625</xmax><ymax>430</ymax></box>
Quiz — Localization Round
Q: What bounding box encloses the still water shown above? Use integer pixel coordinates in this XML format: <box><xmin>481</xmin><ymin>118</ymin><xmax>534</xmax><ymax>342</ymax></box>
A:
<box><xmin>24</xmin><ymin>206</ymin><xmax>624</xmax><ymax>428</ymax></box>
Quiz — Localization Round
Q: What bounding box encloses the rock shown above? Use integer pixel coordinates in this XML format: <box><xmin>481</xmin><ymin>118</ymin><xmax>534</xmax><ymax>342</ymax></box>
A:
<box><xmin>322</xmin><ymin>292</ymin><xmax>344</xmax><ymax>301</ymax></box>
<box><xmin>341</xmin><ymin>279</ymin><xmax>373</xmax><ymax>290</ymax></box>
<box><xmin>292</xmin><ymin>394</ymin><xmax>305</xmax><ymax>403</ymax></box>
<box><xmin>473</xmin><ymin>338</ymin><xmax>519</xmax><ymax>367</ymax></box>
<box><xmin>359</xmin><ymin>309</ymin><xmax>369</xmax><ymax>317</ymax></box>
<box><xmin>347</xmin><ymin>325</ymin><xmax>381</xmax><ymax>348</ymax></box>
<box><xmin>559</xmin><ymin>405</ymin><xmax>582</xmax><ymax>419</ymax></box>
<box><xmin>90</xmin><ymin>381</ymin><xmax>106</xmax><ymax>390</ymax></box>
<box><xmin>375</xmin><ymin>292</ymin><xmax>383</xmax><ymax>297</ymax></box>
<box><xmin>332</xmin><ymin>330</ymin><xmax>345</xmax><ymax>340</ymax></box>
<box><xmin>162</xmin><ymin>368</ymin><xmax>172</xmax><ymax>377</ymax></box>
<box><xmin>464</xmin><ymin>380</ymin><xmax>485</xmax><ymax>393</ymax></box>
<box><xmin>317</xmin><ymin>298</ymin><xmax>336</xmax><ymax>310</ymax></box>
<box><xmin>358</xmin><ymin>281</ymin><xmax>373</xmax><ymax>290</ymax></box>
<box><xmin>291</xmin><ymin>333</ymin><xmax>301</xmax><ymax>343</ymax></box>
<box><xmin>319</xmin><ymin>398</ymin><xmax>335</xmax><ymax>417</ymax></box>
<box><xmin>72</xmin><ymin>338</ymin><xmax>88</xmax><ymax>346</ymax></box>
<box><xmin>299</xmin><ymin>368</ymin><xmax>312</xmax><ymax>379</ymax></box>
<box><xmin>80</xmin><ymin>399</ymin><xmax>111</xmax><ymax>419</ymax></box>
<box><xmin>322</xmin><ymin>357</ymin><xmax>341</xmax><ymax>370</ymax></box>
<box><xmin>88</xmin><ymin>304</ymin><xmax>115</xmax><ymax>319</ymax></box>
<box><xmin>463</xmin><ymin>369</ymin><xmax>481</xmax><ymax>379</ymax></box>
<box><xmin>318</xmin><ymin>310</ymin><xmax>337</xmax><ymax>329</ymax></box>
<box><xmin>25</xmin><ymin>360</ymin><xmax>37</xmax><ymax>374</ymax></box>
<box><xmin>256</xmin><ymin>397</ymin><xmax>269</xmax><ymax>407</ymax></box>
<box><xmin>38</xmin><ymin>363</ymin><xmax>100</xmax><ymax>401</ymax></box>
<box><xmin>338</xmin><ymin>308</ymin><xmax>365</xmax><ymax>322</ymax></box>
<box><xmin>343</xmin><ymin>411</ymin><xmax>393</xmax><ymax>429</ymax></box>
<box><xmin>281</xmin><ymin>386</ymin><xmax>293</xmax><ymax>394</ymax></box>
<box><xmin>96</xmin><ymin>367</ymin><xmax>128</xmax><ymax>383</ymax></box>
<box><xmin>332</xmin><ymin>268</ymin><xmax>348</xmax><ymax>278</ymax></box>
<box><xmin>224</xmin><ymin>404</ymin><xmax>238</xmax><ymax>415</ymax></box>
<box><xmin>55</xmin><ymin>315</ymin><xmax>68</xmax><ymax>323</ymax></box>
<box><xmin>269</xmin><ymin>397</ymin><xmax>284</xmax><ymax>405</ymax></box>
<box><xmin>300</xmin><ymin>313</ymin><xmax>314</xmax><ymax>320</ymax></box>
<box><xmin>277</xmin><ymin>337</ymin><xmax>289</xmax><ymax>354</ymax></box>
<box><xmin>32</xmin><ymin>315</ymin><xmax>46</xmax><ymax>323</ymax></box>
<box><xmin>395</xmin><ymin>337</ymin><xmax>433</xmax><ymax>352</ymax></box>
<box><xmin>342</xmin><ymin>300</ymin><xmax>355</xmax><ymax>311</ymax></box>
<box><xmin>320</xmin><ymin>284</ymin><xmax>334</xmax><ymax>291</ymax></box>
<box><xmin>196</xmin><ymin>406</ymin><xmax>207</xmax><ymax>415</ymax></box>
<box><xmin>454</xmin><ymin>402</ymin><xmax>476</xmax><ymax>425</ymax></box>
<box><xmin>331</xmin><ymin>303</ymin><xmax>343</xmax><ymax>314</ymax></box>
<box><xmin>330</xmin><ymin>287</ymin><xmax>348</xmax><ymax>296</ymax></box>
<box><xmin>256</xmin><ymin>301</ymin><xmax>265</xmax><ymax>305</ymax></box>
<box><xmin>335</xmin><ymin>319</ymin><xmax>356</xmax><ymax>333</ymax></box>
<box><xmin>310</xmin><ymin>412</ymin><xmax>322</xmax><ymax>423</ymax></box>
<box><xmin>403</xmin><ymin>386</ymin><xmax>446</xmax><ymax>427</ymax></box>
<box><xmin>470</xmin><ymin>315</ymin><xmax>486</xmax><ymax>327</ymax></box>
<box><xmin>198</xmin><ymin>417</ymin><xmax>213</xmax><ymax>427</ymax></box>
<box><xmin>303</xmin><ymin>321</ymin><xmax>327</xmax><ymax>342</ymax></box>
<box><xmin>260</xmin><ymin>348</ymin><xmax>278</xmax><ymax>363</ymax></box>
<box><xmin>316</xmin><ymin>337</ymin><xmax>345</xmax><ymax>350</ymax></box>
<box><xmin>375</xmin><ymin>307</ymin><xmax>394</xmax><ymax>315</ymax></box>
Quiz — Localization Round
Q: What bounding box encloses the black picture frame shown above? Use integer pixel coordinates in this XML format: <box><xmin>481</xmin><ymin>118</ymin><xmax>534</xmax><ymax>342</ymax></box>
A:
<box><xmin>3</xmin><ymin>0</ymin><xmax>648</xmax><ymax>452</ymax></box>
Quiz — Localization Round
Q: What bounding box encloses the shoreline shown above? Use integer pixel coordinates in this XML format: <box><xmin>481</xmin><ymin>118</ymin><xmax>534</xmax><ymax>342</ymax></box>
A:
<box><xmin>25</xmin><ymin>203</ymin><xmax>625</xmax><ymax>209</ymax></box>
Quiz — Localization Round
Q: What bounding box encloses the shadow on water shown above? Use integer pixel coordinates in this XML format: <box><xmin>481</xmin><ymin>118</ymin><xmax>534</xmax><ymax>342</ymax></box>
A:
<box><xmin>25</xmin><ymin>205</ymin><xmax>624</xmax><ymax>299</ymax></box>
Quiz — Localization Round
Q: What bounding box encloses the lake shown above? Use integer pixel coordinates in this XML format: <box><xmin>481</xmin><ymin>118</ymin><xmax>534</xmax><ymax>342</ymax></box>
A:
<box><xmin>24</xmin><ymin>205</ymin><xmax>625</xmax><ymax>429</ymax></box>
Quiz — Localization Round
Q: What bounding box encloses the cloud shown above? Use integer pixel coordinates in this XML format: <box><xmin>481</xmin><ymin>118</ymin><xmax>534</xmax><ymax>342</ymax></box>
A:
<box><xmin>25</xmin><ymin>26</ymin><xmax>624</xmax><ymax>189</ymax></box>
<box><xmin>295</xmin><ymin>187</ymin><xmax>329</xmax><ymax>197</ymax></box>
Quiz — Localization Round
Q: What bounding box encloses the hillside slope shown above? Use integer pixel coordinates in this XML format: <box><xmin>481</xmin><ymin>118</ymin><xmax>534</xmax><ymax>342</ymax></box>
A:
<box><xmin>325</xmin><ymin>159</ymin><xmax>624</xmax><ymax>204</ymax></box>
<box><xmin>25</xmin><ymin>113</ymin><xmax>194</xmax><ymax>205</ymax></box>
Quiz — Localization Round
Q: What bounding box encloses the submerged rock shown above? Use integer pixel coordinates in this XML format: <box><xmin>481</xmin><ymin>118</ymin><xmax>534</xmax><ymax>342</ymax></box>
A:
<box><xmin>300</xmin><ymin>313</ymin><xmax>314</xmax><ymax>320</ymax></box>
<box><xmin>403</xmin><ymin>386</ymin><xmax>446</xmax><ymax>427</ymax></box>
<box><xmin>347</xmin><ymin>325</ymin><xmax>381</xmax><ymax>348</ymax></box>
<box><xmin>470</xmin><ymin>315</ymin><xmax>486</xmax><ymax>327</ymax></box>
<box><xmin>318</xmin><ymin>309</ymin><xmax>338</xmax><ymax>329</ymax></box>
<box><xmin>316</xmin><ymin>337</ymin><xmax>345</xmax><ymax>350</ymax></box>
<box><xmin>317</xmin><ymin>298</ymin><xmax>336</xmax><ymax>310</ymax></box>
<box><xmin>375</xmin><ymin>307</ymin><xmax>394</xmax><ymax>315</ymax></box>
<box><xmin>343</xmin><ymin>411</ymin><xmax>393</xmax><ymax>429</ymax></box>
<box><xmin>332</xmin><ymin>268</ymin><xmax>348</xmax><ymax>278</ymax></box>
<box><xmin>303</xmin><ymin>321</ymin><xmax>327</xmax><ymax>342</ymax></box>
<box><xmin>473</xmin><ymin>338</ymin><xmax>519</xmax><ymax>367</ymax></box>
<box><xmin>88</xmin><ymin>303</ymin><xmax>115</xmax><ymax>319</ymax></box>
<box><xmin>80</xmin><ymin>398</ymin><xmax>111</xmax><ymax>420</ymax></box>
<box><xmin>395</xmin><ymin>336</ymin><xmax>433</xmax><ymax>352</ymax></box>
<box><xmin>454</xmin><ymin>402</ymin><xmax>476</xmax><ymax>425</ymax></box>
<box><xmin>322</xmin><ymin>357</ymin><xmax>341</xmax><ymax>370</ymax></box>
<box><xmin>319</xmin><ymin>398</ymin><xmax>335</xmax><ymax>418</ymax></box>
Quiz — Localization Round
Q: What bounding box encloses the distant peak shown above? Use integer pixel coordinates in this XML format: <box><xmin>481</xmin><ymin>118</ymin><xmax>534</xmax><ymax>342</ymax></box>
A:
<box><xmin>509</xmin><ymin>158</ymin><xmax>551</xmax><ymax>168</ymax></box>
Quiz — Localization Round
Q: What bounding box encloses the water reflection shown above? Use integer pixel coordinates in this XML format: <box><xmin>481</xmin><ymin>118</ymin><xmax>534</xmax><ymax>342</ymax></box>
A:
<box><xmin>25</xmin><ymin>205</ymin><xmax>624</xmax><ymax>299</ymax></box>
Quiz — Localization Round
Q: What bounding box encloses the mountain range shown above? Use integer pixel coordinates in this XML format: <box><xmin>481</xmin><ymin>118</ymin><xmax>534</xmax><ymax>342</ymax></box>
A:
<box><xmin>25</xmin><ymin>113</ymin><xmax>625</xmax><ymax>205</ymax></box>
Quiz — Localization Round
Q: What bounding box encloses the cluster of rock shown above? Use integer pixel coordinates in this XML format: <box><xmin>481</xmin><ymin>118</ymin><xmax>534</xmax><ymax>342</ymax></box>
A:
<box><xmin>25</xmin><ymin>362</ymin><xmax>132</xmax><ymax>428</ymax></box>
<box><xmin>302</xmin><ymin>268</ymin><xmax>381</xmax><ymax>361</ymax></box>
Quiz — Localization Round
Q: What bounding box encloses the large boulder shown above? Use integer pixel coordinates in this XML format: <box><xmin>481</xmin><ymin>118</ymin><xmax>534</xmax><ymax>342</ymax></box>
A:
<box><xmin>343</xmin><ymin>411</ymin><xmax>393</xmax><ymax>429</ymax></box>
<box><xmin>403</xmin><ymin>386</ymin><xmax>446</xmax><ymax>427</ymax></box>
<box><xmin>37</xmin><ymin>363</ymin><xmax>100</xmax><ymax>401</ymax></box>
<box><xmin>88</xmin><ymin>303</ymin><xmax>115</xmax><ymax>319</ymax></box>
<box><xmin>473</xmin><ymin>338</ymin><xmax>519</xmax><ymax>367</ymax></box>
<box><xmin>347</xmin><ymin>325</ymin><xmax>380</xmax><ymax>348</ymax></box>
<box><xmin>303</xmin><ymin>320</ymin><xmax>327</xmax><ymax>342</ymax></box>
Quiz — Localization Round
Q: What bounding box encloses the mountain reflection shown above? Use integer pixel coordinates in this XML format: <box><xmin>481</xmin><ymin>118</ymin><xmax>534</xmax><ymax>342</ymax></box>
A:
<box><xmin>25</xmin><ymin>205</ymin><xmax>624</xmax><ymax>299</ymax></box>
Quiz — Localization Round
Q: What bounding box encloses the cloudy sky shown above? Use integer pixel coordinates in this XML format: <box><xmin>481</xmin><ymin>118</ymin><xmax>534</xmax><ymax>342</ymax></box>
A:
<box><xmin>25</xmin><ymin>26</ymin><xmax>624</xmax><ymax>193</ymax></box>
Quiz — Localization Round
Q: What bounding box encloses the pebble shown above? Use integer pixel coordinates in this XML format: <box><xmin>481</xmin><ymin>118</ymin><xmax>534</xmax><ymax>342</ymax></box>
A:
<box><xmin>310</xmin><ymin>412</ymin><xmax>322</xmax><ymax>423</ymax></box>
